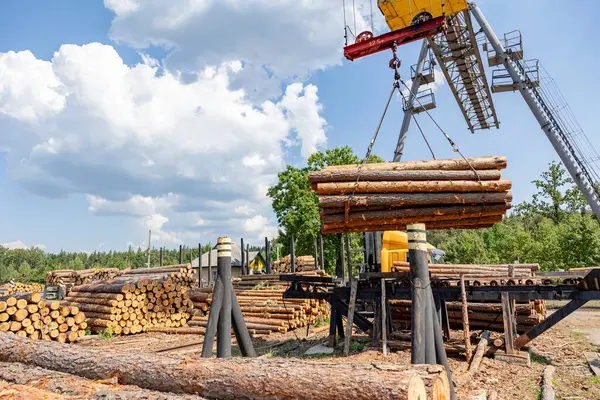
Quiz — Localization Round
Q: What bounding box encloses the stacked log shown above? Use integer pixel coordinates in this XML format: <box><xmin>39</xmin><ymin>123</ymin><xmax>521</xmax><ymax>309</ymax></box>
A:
<box><xmin>271</xmin><ymin>255</ymin><xmax>316</xmax><ymax>273</ymax></box>
<box><xmin>232</xmin><ymin>270</ymin><xmax>328</xmax><ymax>290</ymax></box>
<box><xmin>188</xmin><ymin>284</ymin><xmax>330</xmax><ymax>335</ymax></box>
<box><xmin>46</xmin><ymin>268</ymin><xmax>121</xmax><ymax>286</ymax></box>
<box><xmin>389</xmin><ymin>299</ymin><xmax>545</xmax><ymax>334</ymax></box>
<box><xmin>308</xmin><ymin>156</ymin><xmax>511</xmax><ymax>234</ymax></box>
<box><xmin>2</xmin><ymin>282</ymin><xmax>44</xmax><ymax>295</ymax></box>
<box><xmin>64</xmin><ymin>264</ymin><xmax>194</xmax><ymax>335</ymax></box>
<box><xmin>0</xmin><ymin>292</ymin><xmax>86</xmax><ymax>342</ymax></box>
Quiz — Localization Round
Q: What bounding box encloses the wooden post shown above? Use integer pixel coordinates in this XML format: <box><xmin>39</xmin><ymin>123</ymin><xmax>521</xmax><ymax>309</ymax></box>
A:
<box><xmin>343</xmin><ymin>280</ymin><xmax>358</xmax><ymax>356</ymax></box>
<box><xmin>208</xmin><ymin>248</ymin><xmax>212</xmax><ymax>285</ymax></box>
<box><xmin>372</xmin><ymin>299</ymin><xmax>380</xmax><ymax>346</ymax></box>
<box><xmin>408</xmin><ymin>223</ymin><xmax>428</xmax><ymax>364</ymax></box>
<box><xmin>159</xmin><ymin>247</ymin><xmax>163</xmax><ymax>267</ymax></box>
<box><xmin>179</xmin><ymin>245</ymin><xmax>183</xmax><ymax>264</ymax></box>
<box><xmin>198</xmin><ymin>243</ymin><xmax>202</xmax><ymax>287</ymax></box>
<box><xmin>381</xmin><ymin>278</ymin><xmax>388</xmax><ymax>356</ymax></box>
<box><xmin>345</xmin><ymin>233</ymin><xmax>352</xmax><ymax>281</ymax></box>
<box><xmin>501</xmin><ymin>292</ymin><xmax>515</xmax><ymax>354</ymax></box>
<box><xmin>289</xmin><ymin>235</ymin><xmax>295</xmax><ymax>273</ymax></box>
<box><xmin>338</xmin><ymin>236</ymin><xmax>345</xmax><ymax>281</ymax></box>
<box><xmin>246</xmin><ymin>244</ymin><xmax>250</xmax><ymax>275</ymax></box>
<box><xmin>440</xmin><ymin>299</ymin><xmax>451</xmax><ymax>340</ymax></box>
<box><xmin>328</xmin><ymin>295</ymin><xmax>338</xmax><ymax>347</ymax></box>
<box><xmin>241</xmin><ymin>239</ymin><xmax>245</xmax><ymax>276</ymax></box>
<box><xmin>265</xmin><ymin>237</ymin><xmax>271</xmax><ymax>274</ymax></box>
<box><xmin>319</xmin><ymin>233</ymin><xmax>324</xmax><ymax>273</ymax></box>
<box><xmin>460</xmin><ymin>275</ymin><xmax>473</xmax><ymax>362</ymax></box>
<box><xmin>217</xmin><ymin>237</ymin><xmax>232</xmax><ymax>358</ymax></box>
<box><xmin>313</xmin><ymin>239</ymin><xmax>319</xmax><ymax>271</ymax></box>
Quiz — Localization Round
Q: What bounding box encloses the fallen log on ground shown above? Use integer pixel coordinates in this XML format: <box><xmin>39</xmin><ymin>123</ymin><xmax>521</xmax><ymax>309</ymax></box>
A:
<box><xmin>0</xmin><ymin>333</ymin><xmax>451</xmax><ymax>400</ymax></box>
<box><xmin>0</xmin><ymin>361</ymin><xmax>202</xmax><ymax>399</ymax></box>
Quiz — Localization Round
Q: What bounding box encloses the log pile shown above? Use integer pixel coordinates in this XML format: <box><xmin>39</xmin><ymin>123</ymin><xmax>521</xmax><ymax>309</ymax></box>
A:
<box><xmin>0</xmin><ymin>292</ymin><xmax>86</xmax><ymax>342</ymax></box>
<box><xmin>64</xmin><ymin>264</ymin><xmax>194</xmax><ymax>335</ymax></box>
<box><xmin>392</xmin><ymin>262</ymin><xmax>539</xmax><ymax>285</ymax></box>
<box><xmin>232</xmin><ymin>270</ymin><xmax>327</xmax><ymax>290</ymax></box>
<box><xmin>1</xmin><ymin>282</ymin><xmax>44</xmax><ymax>295</ymax></box>
<box><xmin>0</xmin><ymin>333</ymin><xmax>452</xmax><ymax>400</ymax></box>
<box><xmin>188</xmin><ymin>280</ymin><xmax>330</xmax><ymax>335</ymax></box>
<box><xmin>389</xmin><ymin>299</ymin><xmax>546</xmax><ymax>334</ymax></box>
<box><xmin>270</xmin><ymin>255</ymin><xmax>316</xmax><ymax>273</ymax></box>
<box><xmin>308</xmin><ymin>156</ymin><xmax>512</xmax><ymax>234</ymax></box>
<box><xmin>46</xmin><ymin>268</ymin><xmax>121</xmax><ymax>285</ymax></box>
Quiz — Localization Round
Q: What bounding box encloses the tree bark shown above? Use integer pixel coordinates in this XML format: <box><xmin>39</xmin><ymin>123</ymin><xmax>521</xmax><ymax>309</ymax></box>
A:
<box><xmin>313</xmin><ymin>180</ymin><xmax>512</xmax><ymax>195</ymax></box>
<box><xmin>322</xmin><ymin>216</ymin><xmax>501</xmax><ymax>234</ymax></box>
<box><xmin>0</xmin><ymin>333</ymin><xmax>450</xmax><ymax>400</ymax></box>
<box><xmin>468</xmin><ymin>331</ymin><xmax>491</xmax><ymax>374</ymax></box>
<box><xmin>323</xmin><ymin>214</ymin><xmax>505</xmax><ymax>230</ymax></box>
<box><xmin>322</xmin><ymin>204</ymin><xmax>509</xmax><ymax>225</ymax></box>
<box><xmin>318</xmin><ymin>191</ymin><xmax>512</xmax><ymax>209</ymax></box>
<box><xmin>393</xmin><ymin>262</ymin><xmax>539</xmax><ymax>272</ymax></box>
<box><xmin>541</xmin><ymin>365</ymin><xmax>556</xmax><ymax>400</ymax></box>
<box><xmin>313</xmin><ymin>156</ymin><xmax>507</xmax><ymax>173</ymax></box>
<box><xmin>309</xmin><ymin>169</ymin><xmax>502</xmax><ymax>183</ymax></box>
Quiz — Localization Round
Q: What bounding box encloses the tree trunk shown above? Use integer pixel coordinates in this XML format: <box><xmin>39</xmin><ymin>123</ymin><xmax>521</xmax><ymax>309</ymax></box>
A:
<box><xmin>309</xmin><ymin>169</ymin><xmax>502</xmax><ymax>183</ymax></box>
<box><xmin>0</xmin><ymin>333</ymin><xmax>450</xmax><ymax>400</ymax></box>
<box><xmin>322</xmin><ymin>216</ymin><xmax>501</xmax><ymax>234</ymax></box>
<box><xmin>468</xmin><ymin>331</ymin><xmax>491</xmax><ymax>374</ymax></box>
<box><xmin>323</xmin><ymin>214</ymin><xmax>505</xmax><ymax>230</ymax></box>
<box><xmin>312</xmin><ymin>156</ymin><xmax>507</xmax><ymax>173</ymax></box>
<box><xmin>322</xmin><ymin>204</ymin><xmax>509</xmax><ymax>225</ymax></box>
<box><xmin>318</xmin><ymin>192</ymin><xmax>512</xmax><ymax>209</ymax></box>
<box><xmin>313</xmin><ymin>180</ymin><xmax>512</xmax><ymax>195</ymax></box>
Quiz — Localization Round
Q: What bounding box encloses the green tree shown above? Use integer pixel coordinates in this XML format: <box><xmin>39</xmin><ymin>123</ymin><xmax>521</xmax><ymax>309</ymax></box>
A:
<box><xmin>267</xmin><ymin>146</ymin><xmax>383</xmax><ymax>274</ymax></box>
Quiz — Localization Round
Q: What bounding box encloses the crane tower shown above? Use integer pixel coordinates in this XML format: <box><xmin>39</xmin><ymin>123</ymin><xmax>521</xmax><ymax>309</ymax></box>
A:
<box><xmin>343</xmin><ymin>0</ymin><xmax>600</xmax><ymax>222</ymax></box>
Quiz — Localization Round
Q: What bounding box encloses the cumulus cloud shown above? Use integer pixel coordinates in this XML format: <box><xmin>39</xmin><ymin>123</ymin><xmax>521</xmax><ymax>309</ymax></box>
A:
<box><xmin>1</xmin><ymin>240</ymin><xmax>47</xmax><ymax>250</ymax></box>
<box><xmin>104</xmin><ymin>0</ymin><xmax>381</xmax><ymax>102</ymax></box>
<box><xmin>243</xmin><ymin>215</ymin><xmax>278</xmax><ymax>240</ymax></box>
<box><xmin>0</xmin><ymin>43</ymin><xmax>327</xmax><ymax>244</ymax></box>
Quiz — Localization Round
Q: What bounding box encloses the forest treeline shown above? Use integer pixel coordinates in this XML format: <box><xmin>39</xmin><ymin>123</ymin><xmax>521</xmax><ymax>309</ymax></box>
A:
<box><xmin>2</xmin><ymin>147</ymin><xmax>600</xmax><ymax>283</ymax></box>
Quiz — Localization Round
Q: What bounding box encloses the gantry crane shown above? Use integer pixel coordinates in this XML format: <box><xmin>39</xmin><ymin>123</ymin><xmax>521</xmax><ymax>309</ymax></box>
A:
<box><xmin>342</xmin><ymin>0</ymin><xmax>600</xmax><ymax>223</ymax></box>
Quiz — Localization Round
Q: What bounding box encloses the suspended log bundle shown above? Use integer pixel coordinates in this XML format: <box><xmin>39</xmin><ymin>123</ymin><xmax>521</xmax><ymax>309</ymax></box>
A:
<box><xmin>270</xmin><ymin>255</ymin><xmax>316</xmax><ymax>273</ymax></box>
<box><xmin>389</xmin><ymin>299</ymin><xmax>546</xmax><ymax>334</ymax></box>
<box><xmin>188</xmin><ymin>278</ymin><xmax>330</xmax><ymax>335</ymax></box>
<box><xmin>0</xmin><ymin>292</ymin><xmax>86</xmax><ymax>342</ymax></box>
<box><xmin>0</xmin><ymin>282</ymin><xmax>44</xmax><ymax>295</ymax></box>
<box><xmin>308</xmin><ymin>156</ymin><xmax>512</xmax><ymax>234</ymax></box>
<box><xmin>0</xmin><ymin>333</ymin><xmax>451</xmax><ymax>400</ymax></box>
<box><xmin>65</xmin><ymin>264</ymin><xmax>194</xmax><ymax>335</ymax></box>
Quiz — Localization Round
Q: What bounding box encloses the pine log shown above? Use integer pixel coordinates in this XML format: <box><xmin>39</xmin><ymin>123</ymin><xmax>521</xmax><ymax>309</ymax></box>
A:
<box><xmin>393</xmin><ymin>262</ymin><xmax>539</xmax><ymax>272</ymax></box>
<box><xmin>444</xmin><ymin>302</ymin><xmax>534</xmax><ymax>315</ymax></box>
<box><xmin>469</xmin><ymin>331</ymin><xmax>491</xmax><ymax>373</ymax></box>
<box><xmin>323</xmin><ymin>214</ymin><xmax>505</xmax><ymax>231</ymax></box>
<box><xmin>313</xmin><ymin>180</ymin><xmax>512</xmax><ymax>195</ymax></box>
<box><xmin>318</xmin><ymin>191</ymin><xmax>512</xmax><ymax>209</ymax></box>
<box><xmin>308</xmin><ymin>169</ymin><xmax>503</xmax><ymax>183</ymax></box>
<box><xmin>67</xmin><ymin>292</ymin><xmax>125</xmax><ymax>301</ymax></box>
<box><xmin>314</xmin><ymin>156</ymin><xmax>507</xmax><ymax>173</ymax></box>
<box><xmin>541</xmin><ymin>365</ymin><xmax>556</xmax><ymax>400</ymax></box>
<box><xmin>322</xmin><ymin>217</ymin><xmax>500</xmax><ymax>234</ymax></box>
<box><xmin>70</xmin><ymin>283</ymin><xmax>132</xmax><ymax>294</ymax></box>
<box><xmin>322</xmin><ymin>204</ymin><xmax>509</xmax><ymax>225</ymax></box>
<box><xmin>0</xmin><ymin>333</ymin><xmax>450</xmax><ymax>399</ymax></box>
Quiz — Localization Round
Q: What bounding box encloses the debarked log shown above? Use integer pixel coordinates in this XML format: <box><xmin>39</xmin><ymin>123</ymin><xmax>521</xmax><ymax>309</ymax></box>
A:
<box><xmin>313</xmin><ymin>180</ymin><xmax>512</xmax><ymax>195</ymax></box>
<box><xmin>0</xmin><ymin>333</ymin><xmax>451</xmax><ymax>400</ymax></box>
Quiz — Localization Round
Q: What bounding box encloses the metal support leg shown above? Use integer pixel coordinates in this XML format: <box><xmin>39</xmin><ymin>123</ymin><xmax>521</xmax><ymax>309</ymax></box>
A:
<box><xmin>393</xmin><ymin>40</ymin><xmax>429</xmax><ymax>162</ymax></box>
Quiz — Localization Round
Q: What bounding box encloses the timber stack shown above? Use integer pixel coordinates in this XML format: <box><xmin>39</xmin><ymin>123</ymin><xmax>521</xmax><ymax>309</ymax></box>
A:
<box><xmin>63</xmin><ymin>264</ymin><xmax>193</xmax><ymax>335</ymax></box>
<box><xmin>392</xmin><ymin>262</ymin><xmax>539</xmax><ymax>285</ymax></box>
<box><xmin>2</xmin><ymin>282</ymin><xmax>44</xmax><ymax>295</ymax></box>
<box><xmin>46</xmin><ymin>268</ymin><xmax>121</xmax><ymax>286</ymax></box>
<box><xmin>188</xmin><ymin>284</ymin><xmax>330</xmax><ymax>335</ymax></box>
<box><xmin>0</xmin><ymin>292</ymin><xmax>86</xmax><ymax>342</ymax></box>
<box><xmin>271</xmin><ymin>255</ymin><xmax>316</xmax><ymax>273</ymax></box>
<box><xmin>233</xmin><ymin>270</ymin><xmax>328</xmax><ymax>290</ymax></box>
<box><xmin>308</xmin><ymin>156</ymin><xmax>511</xmax><ymax>234</ymax></box>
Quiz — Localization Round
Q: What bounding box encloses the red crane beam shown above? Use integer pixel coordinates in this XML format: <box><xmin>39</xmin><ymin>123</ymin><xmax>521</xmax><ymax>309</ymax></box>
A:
<box><xmin>343</xmin><ymin>16</ymin><xmax>446</xmax><ymax>61</ymax></box>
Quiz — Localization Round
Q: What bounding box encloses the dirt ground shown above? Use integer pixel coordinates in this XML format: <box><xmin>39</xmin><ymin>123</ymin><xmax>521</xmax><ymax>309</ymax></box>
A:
<box><xmin>1</xmin><ymin>310</ymin><xmax>600</xmax><ymax>399</ymax></box>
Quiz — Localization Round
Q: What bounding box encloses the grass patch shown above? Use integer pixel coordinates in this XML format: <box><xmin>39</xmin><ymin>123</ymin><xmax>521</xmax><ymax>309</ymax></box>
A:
<box><xmin>350</xmin><ymin>341</ymin><xmax>364</xmax><ymax>352</ymax></box>
<box><xmin>99</xmin><ymin>328</ymin><xmax>115</xmax><ymax>339</ymax></box>
<box><xmin>530</xmin><ymin>387</ymin><xmax>542</xmax><ymax>400</ymax></box>
<box><xmin>529</xmin><ymin>351</ymin><xmax>552</xmax><ymax>365</ymax></box>
<box><xmin>570</xmin><ymin>331</ymin><xmax>587</xmax><ymax>340</ymax></box>
<box><xmin>589</xmin><ymin>376</ymin><xmax>600</xmax><ymax>385</ymax></box>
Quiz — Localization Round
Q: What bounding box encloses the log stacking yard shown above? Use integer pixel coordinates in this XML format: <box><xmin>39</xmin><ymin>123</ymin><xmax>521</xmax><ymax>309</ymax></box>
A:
<box><xmin>309</xmin><ymin>156</ymin><xmax>512</xmax><ymax>234</ymax></box>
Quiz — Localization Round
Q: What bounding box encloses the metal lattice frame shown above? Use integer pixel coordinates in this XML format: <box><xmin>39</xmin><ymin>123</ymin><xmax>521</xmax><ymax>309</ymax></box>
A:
<box><xmin>429</xmin><ymin>10</ymin><xmax>499</xmax><ymax>132</ymax></box>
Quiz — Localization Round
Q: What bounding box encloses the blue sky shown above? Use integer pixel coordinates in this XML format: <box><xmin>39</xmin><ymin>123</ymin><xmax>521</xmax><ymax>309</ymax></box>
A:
<box><xmin>0</xmin><ymin>1</ymin><xmax>598</xmax><ymax>253</ymax></box>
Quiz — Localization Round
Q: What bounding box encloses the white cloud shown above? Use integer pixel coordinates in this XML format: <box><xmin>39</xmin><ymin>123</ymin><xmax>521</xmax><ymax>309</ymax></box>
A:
<box><xmin>0</xmin><ymin>50</ymin><xmax>66</xmax><ymax>122</ymax></box>
<box><xmin>1</xmin><ymin>240</ymin><xmax>46</xmax><ymax>250</ymax></box>
<box><xmin>243</xmin><ymin>215</ymin><xmax>278</xmax><ymax>240</ymax></box>
<box><xmin>234</xmin><ymin>205</ymin><xmax>253</xmax><ymax>215</ymax></box>
<box><xmin>104</xmin><ymin>0</ymin><xmax>380</xmax><ymax>102</ymax></box>
<box><xmin>0</xmin><ymin>44</ymin><xmax>327</xmax><ymax>245</ymax></box>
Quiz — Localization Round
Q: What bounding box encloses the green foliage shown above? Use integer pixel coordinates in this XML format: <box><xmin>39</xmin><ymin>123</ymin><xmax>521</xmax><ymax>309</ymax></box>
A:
<box><xmin>99</xmin><ymin>328</ymin><xmax>114</xmax><ymax>339</ymax></box>
<box><xmin>267</xmin><ymin>146</ymin><xmax>383</xmax><ymax>275</ymax></box>
<box><xmin>349</xmin><ymin>341</ymin><xmax>364</xmax><ymax>352</ymax></box>
<box><xmin>429</xmin><ymin>162</ymin><xmax>600</xmax><ymax>271</ymax></box>
<box><xmin>0</xmin><ymin>244</ymin><xmax>213</xmax><ymax>283</ymax></box>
